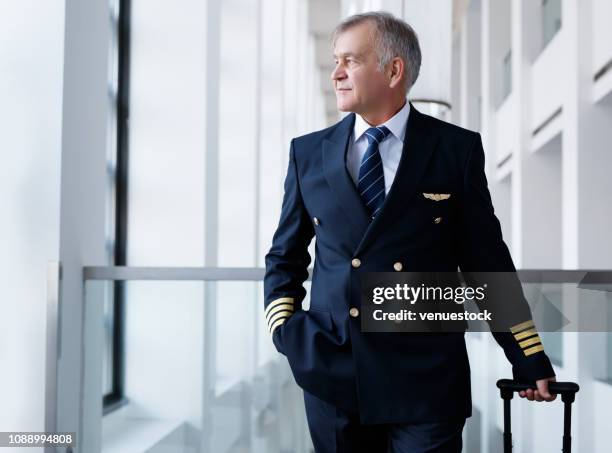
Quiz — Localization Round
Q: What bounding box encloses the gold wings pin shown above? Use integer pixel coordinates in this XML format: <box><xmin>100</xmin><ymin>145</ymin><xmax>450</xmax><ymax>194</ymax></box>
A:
<box><xmin>422</xmin><ymin>193</ymin><xmax>451</xmax><ymax>201</ymax></box>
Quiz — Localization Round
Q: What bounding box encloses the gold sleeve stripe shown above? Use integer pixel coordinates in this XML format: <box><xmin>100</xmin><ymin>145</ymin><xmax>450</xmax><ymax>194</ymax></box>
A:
<box><xmin>269</xmin><ymin>316</ymin><xmax>289</xmax><ymax>335</ymax></box>
<box><xmin>510</xmin><ymin>319</ymin><xmax>535</xmax><ymax>334</ymax></box>
<box><xmin>265</xmin><ymin>304</ymin><xmax>294</xmax><ymax>323</ymax></box>
<box><xmin>267</xmin><ymin>310</ymin><xmax>293</xmax><ymax>329</ymax></box>
<box><xmin>265</xmin><ymin>297</ymin><xmax>294</xmax><ymax>316</ymax></box>
<box><xmin>514</xmin><ymin>328</ymin><xmax>538</xmax><ymax>341</ymax></box>
<box><xmin>265</xmin><ymin>297</ymin><xmax>294</xmax><ymax>317</ymax></box>
<box><xmin>524</xmin><ymin>344</ymin><xmax>545</xmax><ymax>356</ymax></box>
<box><xmin>519</xmin><ymin>336</ymin><xmax>541</xmax><ymax>349</ymax></box>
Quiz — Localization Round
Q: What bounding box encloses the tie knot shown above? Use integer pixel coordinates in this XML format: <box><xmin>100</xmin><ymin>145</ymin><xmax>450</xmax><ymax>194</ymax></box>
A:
<box><xmin>364</xmin><ymin>126</ymin><xmax>391</xmax><ymax>145</ymax></box>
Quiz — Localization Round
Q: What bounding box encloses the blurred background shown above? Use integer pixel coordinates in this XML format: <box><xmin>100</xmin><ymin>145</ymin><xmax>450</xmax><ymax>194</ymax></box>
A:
<box><xmin>2</xmin><ymin>0</ymin><xmax>612</xmax><ymax>451</ymax></box>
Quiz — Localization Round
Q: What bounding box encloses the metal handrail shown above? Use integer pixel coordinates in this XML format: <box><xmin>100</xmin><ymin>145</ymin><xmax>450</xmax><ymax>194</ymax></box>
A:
<box><xmin>82</xmin><ymin>266</ymin><xmax>612</xmax><ymax>283</ymax></box>
<box><xmin>83</xmin><ymin>266</ymin><xmax>269</xmax><ymax>281</ymax></box>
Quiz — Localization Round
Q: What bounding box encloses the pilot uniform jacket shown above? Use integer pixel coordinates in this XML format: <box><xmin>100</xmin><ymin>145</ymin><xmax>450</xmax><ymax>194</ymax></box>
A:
<box><xmin>263</xmin><ymin>102</ymin><xmax>554</xmax><ymax>425</ymax></box>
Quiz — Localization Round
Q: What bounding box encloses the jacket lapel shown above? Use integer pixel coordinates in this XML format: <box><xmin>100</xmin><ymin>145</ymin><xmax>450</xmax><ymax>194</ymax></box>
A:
<box><xmin>322</xmin><ymin>113</ymin><xmax>371</xmax><ymax>233</ymax></box>
<box><xmin>354</xmin><ymin>103</ymin><xmax>439</xmax><ymax>255</ymax></box>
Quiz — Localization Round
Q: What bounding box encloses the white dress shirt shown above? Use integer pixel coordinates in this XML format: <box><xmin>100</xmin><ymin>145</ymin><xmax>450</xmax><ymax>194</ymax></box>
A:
<box><xmin>346</xmin><ymin>100</ymin><xmax>410</xmax><ymax>195</ymax></box>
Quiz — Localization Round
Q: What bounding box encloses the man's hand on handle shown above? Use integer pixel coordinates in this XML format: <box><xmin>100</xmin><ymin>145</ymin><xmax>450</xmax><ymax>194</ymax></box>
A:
<box><xmin>518</xmin><ymin>376</ymin><xmax>557</xmax><ymax>402</ymax></box>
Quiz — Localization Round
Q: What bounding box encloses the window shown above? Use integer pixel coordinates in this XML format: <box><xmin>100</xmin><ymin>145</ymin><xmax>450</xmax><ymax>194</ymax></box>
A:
<box><xmin>103</xmin><ymin>0</ymin><xmax>326</xmax><ymax>421</ymax></box>
<box><xmin>542</xmin><ymin>0</ymin><xmax>562</xmax><ymax>49</ymax></box>
<box><xmin>502</xmin><ymin>49</ymin><xmax>512</xmax><ymax>102</ymax></box>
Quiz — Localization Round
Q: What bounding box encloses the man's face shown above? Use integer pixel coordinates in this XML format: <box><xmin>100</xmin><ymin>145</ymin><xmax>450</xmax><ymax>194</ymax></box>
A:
<box><xmin>331</xmin><ymin>21</ymin><xmax>391</xmax><ymax>115</ymax></box>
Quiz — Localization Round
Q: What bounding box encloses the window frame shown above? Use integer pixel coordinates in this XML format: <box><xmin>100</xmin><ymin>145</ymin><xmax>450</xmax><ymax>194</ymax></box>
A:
<box><xmin>103</xmin><ymin>0</ymin><xmax>130</xmax><ymax>415</ymax></box>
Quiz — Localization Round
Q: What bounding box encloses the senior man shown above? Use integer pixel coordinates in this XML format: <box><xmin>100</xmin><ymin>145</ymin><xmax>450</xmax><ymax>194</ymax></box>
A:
<box><xmin>264</xmin><ymin>11</ymin><xmax>556</xmax><ymax>453</ymax></box>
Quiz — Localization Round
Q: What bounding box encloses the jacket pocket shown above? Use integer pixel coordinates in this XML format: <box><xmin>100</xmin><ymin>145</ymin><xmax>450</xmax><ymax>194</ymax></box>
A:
<box><xmin>306</xmin><ymin>306</ymin><xmax>334</xmax><ymax>331</ymax></box>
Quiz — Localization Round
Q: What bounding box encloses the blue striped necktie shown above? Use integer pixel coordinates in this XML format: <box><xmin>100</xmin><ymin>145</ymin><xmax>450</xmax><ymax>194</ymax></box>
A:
<box><xmin>357</xmin><ymin>126</ymin><xmax>391</xmax><ymax>218</ymax></box>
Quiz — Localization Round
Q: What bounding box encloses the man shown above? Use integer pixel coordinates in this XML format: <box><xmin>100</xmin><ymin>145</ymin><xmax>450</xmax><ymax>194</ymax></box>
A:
<box><xmin>264</xmin><ymin>11</ymin><xmax>556</xmax><ymax>453</ymax></box>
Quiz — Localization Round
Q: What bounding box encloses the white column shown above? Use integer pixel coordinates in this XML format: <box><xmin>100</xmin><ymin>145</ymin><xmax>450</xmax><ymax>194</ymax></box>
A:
<box><xmin>58</xmin><ymin>0</ymin><xmax>112</xmax><ymax>450</ymax></box>
<box><xmin>563</xmin><ymin>0</ymin><xmax>610</xmax><ymax>451</ymax></box>
<box><xmin>477</xmin><ymin>2</ymin><xmax>495</xmax><ymax>451</ymax></box>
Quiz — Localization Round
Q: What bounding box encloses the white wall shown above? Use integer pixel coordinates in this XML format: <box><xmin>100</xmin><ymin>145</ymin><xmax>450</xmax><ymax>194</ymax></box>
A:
<box><xmin>454</xmin><ymin>0</ymin><xmax>612</xmax><ymax>451</ymax></box>
<box><xmin>0</xmin><ymin>1</ymin><xmax>65</xmax><ymax>450</ymax></box>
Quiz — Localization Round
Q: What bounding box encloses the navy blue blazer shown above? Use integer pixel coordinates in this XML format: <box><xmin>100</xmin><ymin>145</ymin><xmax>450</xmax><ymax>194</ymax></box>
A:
<box><xmin>264</xmin><ymin>103</ymin><xmax>554</xmax><ymax>424</ymax></box>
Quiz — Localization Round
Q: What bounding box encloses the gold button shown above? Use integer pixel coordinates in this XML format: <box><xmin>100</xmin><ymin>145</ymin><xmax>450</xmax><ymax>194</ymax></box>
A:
<box><xmin>313</xmin><ymin>217</ymin><xmax>320</xmax><ymax>226</ymax></box>
<box><xmin>393</xmin><ymin>262</ymin><xmax>403</xmax><ymax>271</ymax></box>
<box><xmin>349</xmin><ymin>307</ymin><xmax>360</xmax><ymax>318</ymax></box>
<box><xmin>351</xmin><ymin>258</ymin><xmax>361</xmax><ymax>268</ymax></box>
<box><xmin>434</xmin><ymin>217</ymin><xmax>442</xmax><ymax>224</ymax></box>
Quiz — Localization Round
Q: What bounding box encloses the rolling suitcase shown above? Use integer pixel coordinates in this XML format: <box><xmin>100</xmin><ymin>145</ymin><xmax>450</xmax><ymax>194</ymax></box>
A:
<box><xmin>496</xmin><ymin>379</ymin><xmax>580</xmax><ymax>453</ymax></box>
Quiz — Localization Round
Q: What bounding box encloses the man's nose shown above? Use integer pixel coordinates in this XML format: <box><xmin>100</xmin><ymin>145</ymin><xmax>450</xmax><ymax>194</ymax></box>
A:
<box><xmin>331</xmin><ymin>63</ymin><xmax>346</xmax><ymax>81</ymax></box>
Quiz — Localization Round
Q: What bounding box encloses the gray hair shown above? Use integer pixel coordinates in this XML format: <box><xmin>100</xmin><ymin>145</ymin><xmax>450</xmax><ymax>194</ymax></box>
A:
<box><xmin>332</xmin><ymin>11</ymin><xmax>422</xmax><ymax>92</ymax></box>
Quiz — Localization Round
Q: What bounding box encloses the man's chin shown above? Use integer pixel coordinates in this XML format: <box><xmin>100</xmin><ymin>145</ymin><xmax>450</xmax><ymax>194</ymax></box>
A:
<box><xmin>336</xmin><ymin>102</ymin><xmax>357</xmax><ymax>113</ymax></box>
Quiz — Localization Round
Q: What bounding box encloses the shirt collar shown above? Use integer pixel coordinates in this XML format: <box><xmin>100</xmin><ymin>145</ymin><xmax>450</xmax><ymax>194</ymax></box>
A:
<box><xmin>353</xmin><ymin>100</ymin><xmax>411</xmax><ymax>143</ymax></box>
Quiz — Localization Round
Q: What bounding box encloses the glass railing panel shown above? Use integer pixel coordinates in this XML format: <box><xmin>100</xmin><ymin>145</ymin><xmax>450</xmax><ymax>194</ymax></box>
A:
<box><xmin>80</xmin><ymin>269</ymin><xmax>612</xmax><ymax>452</ymax></box>
<box><xmin>84</xmin><ymin>278</ymin><xmax>312</xmax><ymax>453</ymax></box>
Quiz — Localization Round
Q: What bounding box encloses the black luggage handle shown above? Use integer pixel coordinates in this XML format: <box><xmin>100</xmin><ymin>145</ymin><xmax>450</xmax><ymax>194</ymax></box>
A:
<box><xmin>496</xmin><ymin>379</ymin><xmax>580</xmax><ymax>453</ymax></box>
<box><xmin>497</xmin><ymin>379</ymin><xmax>580</xmax><ymax>402</ymax></box>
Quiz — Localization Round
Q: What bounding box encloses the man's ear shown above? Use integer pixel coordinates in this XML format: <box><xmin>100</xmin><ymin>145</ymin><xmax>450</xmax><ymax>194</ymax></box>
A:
<box><xmin>388</xmin><ymin>57</ymin><xmax>405</xmax><ymax>89</ymax></box>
